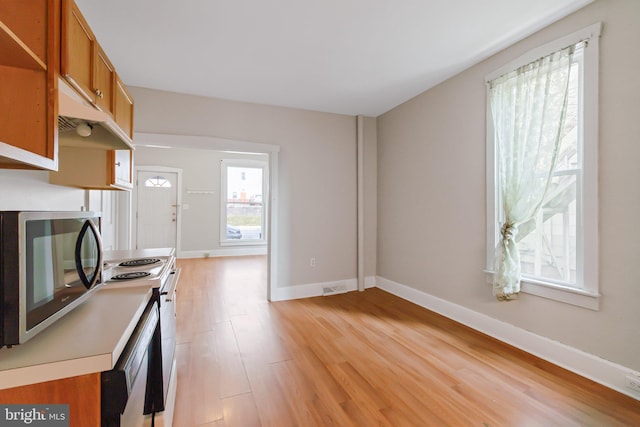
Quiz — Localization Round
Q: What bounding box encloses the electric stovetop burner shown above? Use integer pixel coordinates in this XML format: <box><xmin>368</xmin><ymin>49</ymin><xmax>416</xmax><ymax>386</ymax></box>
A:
<box><xmin>118</xmin><ymin>258</ymin><xmax>161</xmax><ymax>267</ymax></box>
<box><xmin>111</xmin><ymin>271</ymin><xmax>152</xmax><ymax>281</ymax></box>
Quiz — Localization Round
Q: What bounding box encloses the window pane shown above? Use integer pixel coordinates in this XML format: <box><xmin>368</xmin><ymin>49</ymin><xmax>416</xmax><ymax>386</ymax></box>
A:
<box><xmin>513</xmin><ymin>52</ymin><xmax>580</xmax><ymax>286</ymax></box>
<box><xmin>144</xmin><ymin>176</ymin><xmax>171</xmax><ymax>188</ymax></box>
<box><xmin>516</xmin><ymin>52</ymin><xmax>580</xmax><ymax>285</ymax></box>
<box><xmin>555</xmin><ymin>59</ymin><xmax>581</xmax><ymax>173</ymax></box>
<box><xmin>225</xmin><ymin>166</ymin><xmax>263</xmax><ymax>240</ymax></box>
<box><xmin>519</xmin><ymin>174</ymin><xmax>577</xmax><ymax>284</ymax></box>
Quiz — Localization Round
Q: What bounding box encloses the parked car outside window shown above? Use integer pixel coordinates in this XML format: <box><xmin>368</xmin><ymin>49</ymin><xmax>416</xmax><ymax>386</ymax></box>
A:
<box><xmin>226</xmin><ymin>225</ymin><xmax>242</xmax><ymax>239</ymax></box>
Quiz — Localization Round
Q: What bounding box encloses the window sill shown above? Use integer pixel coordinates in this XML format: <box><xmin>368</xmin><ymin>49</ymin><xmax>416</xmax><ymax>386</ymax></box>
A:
<box><xmin>484</xmin><ymin>271</ymin><xmax>600</xmax><ymax>311</ymax></box>
<box><xmin>220</xmin><ymin>240</ymin><xmax>267</xmax><ymax>247</ymax></box>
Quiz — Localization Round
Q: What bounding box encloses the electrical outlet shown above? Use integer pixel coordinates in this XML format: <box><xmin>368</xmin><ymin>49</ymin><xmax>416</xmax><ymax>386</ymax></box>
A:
<box><xmin>626</xmin><ymin>375</ymin><xmax>640</xmax><ymax>393</ymax></box>
<box><xmin>310</xmin><ymin>257</ymin><xmax>316</xmax><ymax>267</ymax></box>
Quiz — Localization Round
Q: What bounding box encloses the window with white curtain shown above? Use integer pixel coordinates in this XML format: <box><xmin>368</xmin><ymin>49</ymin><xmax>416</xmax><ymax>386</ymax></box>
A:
<box><xmin>485</xmin><ymin>23</ymin><xmax>601</xmax><ymax>310</ymax></box>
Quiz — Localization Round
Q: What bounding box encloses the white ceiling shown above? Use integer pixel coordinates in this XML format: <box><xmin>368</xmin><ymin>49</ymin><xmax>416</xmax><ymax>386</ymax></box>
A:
<box><xmin>75</xmin><ymin>0</ymin><xmax>592</xmax><ymax>116</ymax></box>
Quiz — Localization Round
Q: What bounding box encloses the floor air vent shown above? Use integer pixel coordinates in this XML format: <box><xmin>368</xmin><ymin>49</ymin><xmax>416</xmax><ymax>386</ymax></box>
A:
<box><xmin>322</xmin><ymin>284</ymin><xmax>347</xmax><ymax>296</ymax></box>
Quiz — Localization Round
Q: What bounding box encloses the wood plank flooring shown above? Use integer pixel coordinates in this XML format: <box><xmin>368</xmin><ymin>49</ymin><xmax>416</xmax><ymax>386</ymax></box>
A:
<box><xmin>172</xmin><ymin>256</ymin><xmax>640</xmax><ymax>426</ymax></box>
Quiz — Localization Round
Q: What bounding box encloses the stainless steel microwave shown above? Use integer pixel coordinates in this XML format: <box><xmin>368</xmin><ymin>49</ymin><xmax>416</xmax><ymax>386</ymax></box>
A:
<box><xmin>0</xmin><ymin>211</ymin><xmax>103</xmax><ymax>347</ymax></box>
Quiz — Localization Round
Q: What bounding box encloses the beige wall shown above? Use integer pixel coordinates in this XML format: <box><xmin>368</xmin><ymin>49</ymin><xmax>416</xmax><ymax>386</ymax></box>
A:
<box><xmin>129</xmin><ymin>87</ymin><xmax>358</xmax><ymax>289</ymax></box>
<box><xmin>377</xmin><ymin>0</ymin><xmax>640</xmax><ymax>371</ymax></box>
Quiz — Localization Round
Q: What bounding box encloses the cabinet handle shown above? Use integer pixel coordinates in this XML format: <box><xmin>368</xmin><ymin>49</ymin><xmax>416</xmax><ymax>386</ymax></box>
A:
<box><xmin>95</xmin><ymin>89</ymin><xmax>104</xmax><ymax>99</ymax></box>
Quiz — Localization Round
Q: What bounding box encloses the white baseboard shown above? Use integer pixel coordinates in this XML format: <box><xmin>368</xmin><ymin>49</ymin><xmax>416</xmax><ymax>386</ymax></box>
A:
<box><xmin>271</xmin><ymin>276</ymin><xmax>374</xmax><ymax>302</ymax></box>
<box><xmin>375</xmin><ymin>276</ymin><xmax>640</xmax><ymax>401</ymax></box>
<box><xmin>365</xmin><ymin>275</ymin><xmax>376</xmax><ymax>289</ymax></box>
<box><xmin>178</xmin><ymin>247</ymin><xmax>267</xmax><ymax>259</ymax></box>
<box><xmin>273</xmin><ymin>278</ymin><xmax>358</xmax><ymax>301</ymax></box>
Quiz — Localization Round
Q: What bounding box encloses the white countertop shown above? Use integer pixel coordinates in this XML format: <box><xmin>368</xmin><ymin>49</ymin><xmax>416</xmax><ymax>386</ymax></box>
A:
<box><xmin>0</xmin><ymin>282</ymin><xmax>152</xmax><ymax>390</ymax></box>
<box><xmin>0</xmin><ymin>247</ymin><xmax>177</xmax><ymax>390</ymax></box>
<box><xmin>104</xmin><ymin>247</ymin><xmax>175</xmax><ymax>262</ymax></box>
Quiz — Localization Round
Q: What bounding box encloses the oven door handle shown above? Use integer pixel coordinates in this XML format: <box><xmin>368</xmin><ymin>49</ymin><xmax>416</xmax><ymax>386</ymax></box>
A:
<box><xmin>161</xmin><ymin>268</ymin><xmax>181</xmax><ymax>302</ymax></box>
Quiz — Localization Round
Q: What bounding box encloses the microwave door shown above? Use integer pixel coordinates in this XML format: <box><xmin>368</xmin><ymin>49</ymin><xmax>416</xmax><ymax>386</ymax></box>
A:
<box><xmin>74</xmin><ymin>219</ymin><xmax>103</xmax><ymax>289</ymax></box>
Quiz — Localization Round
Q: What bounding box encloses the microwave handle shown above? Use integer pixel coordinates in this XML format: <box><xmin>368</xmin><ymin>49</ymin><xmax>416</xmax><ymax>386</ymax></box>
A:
<box><xmin>75</xmin><ymin>219</ymin><xmax>104</xmax><ymax>290</ymax></box>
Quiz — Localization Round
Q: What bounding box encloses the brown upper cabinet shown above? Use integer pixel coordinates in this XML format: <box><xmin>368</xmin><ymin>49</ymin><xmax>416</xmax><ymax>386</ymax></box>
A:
<box><xmin>93</xmin><ymin>43</ymin><xmax>115</xmax><ymax>114</ymax></box>
<box><xmin>49</xmin><ymin>146</ymin><xmax>133</xmax><ymax>190</ymax></box>
<box><xmin>1</xmin><ymin>0</ymin><xmax>135</xmax><ymax>174</ymax></box>
<box><xmin>114</xmin><ymin>74</ymin><xmax>134</xmax><ymax>139</ymax></box>
<box><xmin>60</xmin><ymin>0</ymin><xmax>93</xmax><ymax>104</ymax></box>
<box><xmin>58</xmin><ymin>0</ymin><xmax>134</xmax><ymax>148</ymax></box>
<box><xmin>0</xmin><ymin>0</ymin><xmax>58</xmax><ymax>170</ymax></box>
<box><xmin>61</xmin><ymin>0</ymin><xmax>117</xmax><ymax>118</ymax></box>
<box><xmin>53</xmin><ymin>0</ymin><xmax>135</xmax><ymax>189</ymax></box>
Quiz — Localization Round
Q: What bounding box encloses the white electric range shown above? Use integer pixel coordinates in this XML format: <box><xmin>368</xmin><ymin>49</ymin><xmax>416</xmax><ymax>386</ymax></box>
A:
<box><xmin>102</xmin><ymin>247</ymin><xmax>176</xmax><ymax>289</ymax></box>
<box><xmin>101</xmin><ymin>247</ymin><xmax>179</xmax><ymax>427</ymax></box>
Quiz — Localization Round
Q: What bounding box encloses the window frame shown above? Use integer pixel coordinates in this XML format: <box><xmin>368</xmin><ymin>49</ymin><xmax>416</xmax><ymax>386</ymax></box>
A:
<box><xmin>485</xmin><ymin>23</ymin><xmax>601</xmax><ymax>310</ymax></box>
<box><xmin>220</xmin><ymin>158</ymin><xmax>268</xmax><ymax>246</ymax></box>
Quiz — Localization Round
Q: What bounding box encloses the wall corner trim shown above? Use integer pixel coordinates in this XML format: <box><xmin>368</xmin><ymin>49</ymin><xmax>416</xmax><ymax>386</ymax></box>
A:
<box><xmin>376</xmin><ymin>276</ymin><xmax>640</xmax><ymax>401</ymax></box>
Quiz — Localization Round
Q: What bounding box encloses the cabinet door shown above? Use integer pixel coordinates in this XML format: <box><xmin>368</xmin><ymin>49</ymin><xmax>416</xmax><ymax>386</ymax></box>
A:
<box><xmin>114</xmin><ymin>75</ymin><xmax>134</xmax><ymax>139</ymax></box>
<box><xmin>111</xmin><ymin>150</ymin><xmax>133</xmax><ymax>189</ymax></box>
<box><xmin>0</xmin><ymin>373</ymin><xmax>101</xmax><ymax>427</ymax></box>
<box><xmin>93</xmin><ymin>43</ymin><xmax>114</xmax><ymax>114</ymax></box>
<box><xmin>61</xmin><ymin>0</ymin><xmax>94</xmax><ymax>104</ymax></box>
<box><xmin>50</xmin><ymin>147</ymin><xmax>131</xmax><ymax>191</ymax></box>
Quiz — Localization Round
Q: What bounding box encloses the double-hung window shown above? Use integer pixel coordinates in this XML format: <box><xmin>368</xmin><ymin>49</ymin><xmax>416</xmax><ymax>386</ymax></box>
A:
<box><xmin>220</xmin><ymin>159</ymin><xmax>268</xmax><ymax>245</ymax></box>
<box><xmin>485</xmin><ymin>23</ymin><xmax>601</xmax><ymax>309</ymax></box>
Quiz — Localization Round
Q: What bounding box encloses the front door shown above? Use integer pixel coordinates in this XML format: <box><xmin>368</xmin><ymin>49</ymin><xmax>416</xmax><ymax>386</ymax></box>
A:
<box><xmin>136</xmin><ymin>170</ymin><xmax>179</xmax><ymax>250</ymax></box>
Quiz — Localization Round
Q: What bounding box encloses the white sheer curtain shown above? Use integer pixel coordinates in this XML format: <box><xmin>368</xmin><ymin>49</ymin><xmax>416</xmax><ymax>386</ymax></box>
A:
<box><xmin>489</xmin><ymin>44</ymin><xmax>577</xmax><ymax>300</ymax></box>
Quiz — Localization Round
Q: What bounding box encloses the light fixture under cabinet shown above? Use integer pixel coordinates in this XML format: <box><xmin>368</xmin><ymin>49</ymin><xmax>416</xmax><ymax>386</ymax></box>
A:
<box><xmin>75</xmin><ymin>122</ymin><xmax>93</xmax><ymax>137</ymax></box>
<box><xmin>57</xmin><ymin>78</ymin><xmax>133</xmax><ymax>150</ymax></box>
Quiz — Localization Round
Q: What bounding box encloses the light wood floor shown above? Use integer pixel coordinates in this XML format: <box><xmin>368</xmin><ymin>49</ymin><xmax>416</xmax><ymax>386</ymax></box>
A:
<box><xmin>172</xmin><ymin>256</ymin><xmax>640</xmax><ymax>427</ymax></box>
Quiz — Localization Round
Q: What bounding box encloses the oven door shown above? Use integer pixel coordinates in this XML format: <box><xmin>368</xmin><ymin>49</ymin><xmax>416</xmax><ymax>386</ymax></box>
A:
<box><xmin>101</xmin><ymin>296</ymin><xmax>161</xmax><ymax>427</ymax></box>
